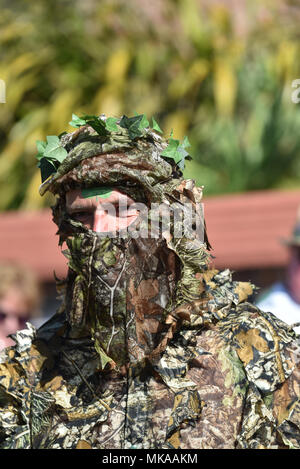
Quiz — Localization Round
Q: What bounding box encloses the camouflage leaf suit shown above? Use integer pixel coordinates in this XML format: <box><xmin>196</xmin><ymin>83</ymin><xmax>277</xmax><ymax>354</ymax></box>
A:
<box><xmin>0</xmin><ymin>119</ymin><xmax>300</xmax><ymax>449</ymax></box>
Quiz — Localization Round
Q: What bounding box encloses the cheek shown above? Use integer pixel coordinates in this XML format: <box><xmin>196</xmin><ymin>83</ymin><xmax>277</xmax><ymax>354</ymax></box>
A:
<box><xmin>76</xmin><ymin>214</ymin><xmax>94</xmax><ymax>229</ymax></box>
<box><xmin>92</xmin><ymin>210</ymin><xmax>139</xmax><ymax>232</ymax></box>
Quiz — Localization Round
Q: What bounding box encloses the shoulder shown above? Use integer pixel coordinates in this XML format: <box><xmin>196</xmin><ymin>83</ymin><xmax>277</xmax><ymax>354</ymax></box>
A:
<box><xmin>215</xmin><ymin>300</ymin><xmax>300</xmax><ymax>448</ymax></box>
<box><xmin>0</xmin><ymin>314</ymin><xmax>65</xmax><ymax>397</ymax></box>
<box><xmin>196</xmin><ymin>269</ymin><xmax>297</xmax><ymax>392</ymax></box>
<box><xmin>217</xmin><ymin>300</ymin><xmax>298</xmax><ymax>393</ymax></box>
<box><xmin>0</xmin><ymin>315</ymin><xmax>66</xmax><ymax>448</ymax></box>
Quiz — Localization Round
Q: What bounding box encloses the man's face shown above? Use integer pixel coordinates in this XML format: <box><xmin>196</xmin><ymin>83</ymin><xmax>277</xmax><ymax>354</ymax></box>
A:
<box><xmin>66</xmin><ymin>187</ymin><xmax>139</xmax><ymax>233</ymax></box>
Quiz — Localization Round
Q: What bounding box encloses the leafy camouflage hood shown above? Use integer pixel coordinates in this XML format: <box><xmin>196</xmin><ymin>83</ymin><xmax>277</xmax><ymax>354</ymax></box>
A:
<box><xmin>1</xmin><ymin>115</ymin><xmax>297</xmax><ymax>450</ymax></box>
<box><xmin>38</xmin><ymin>115</ymin><xmax>211</xmax><ymax>372</ymax></box>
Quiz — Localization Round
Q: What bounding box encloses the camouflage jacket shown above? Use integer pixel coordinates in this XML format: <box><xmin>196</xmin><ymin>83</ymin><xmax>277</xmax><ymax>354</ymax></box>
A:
<box><xmin>0</xmin><ymin>268</ymin><xmax>299</xmax><ymax>449</ymax></box>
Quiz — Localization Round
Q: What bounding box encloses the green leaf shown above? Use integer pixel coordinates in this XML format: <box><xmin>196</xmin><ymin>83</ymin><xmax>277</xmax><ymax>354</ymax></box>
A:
<box><xmin>81</xmin><ymin>186</ymin><xmax>113</xmax><ymax>199</ymax></box>
<box><xmin>161</xmin><ymin>137</ymin><xmax>182</xmax><ymax>162</ymax></box>
<box><xmin>177</xmin><ymin>136</ymin><xmax>192</xmax><ymax>169</ymax></box>
<box><xmin>69</xmin><ymin>114</ymin><xmax>108</xmax><ymax>136</ymax></box>
<box><xmin>69</xmin><ymin>113</ymin><xmax>87</xmax><ymax>128</ymax></box>
<box><xmin>177</xmin><ymin>145</ymin><xmax>191</xmax><ymax>169</ymax></box>
<box><xmin>105</xmin><ymin>117</ymin><xmax>119</xmax><ymax>132</ymax></box>
<box><xmin>161</xmin><ymin>134</ymin><xmax>192</xmax><ymax>169</ymax></box>
<box><xmin>181</xmin><ymin>135</ymin><xmax>191</xmax><ymax>149</ymax></box>
<box><xmin>84</xmin><ymin>116</ymin><xmax>108</xmax><ymax>136</ymax></box>
<box><xmin>177</xmin><ymin>159</ymin><xmax>185</xmax><ymax>170</ymax></box>
<box><xmin>43</xmin><ymin>136</ymin><xmax>68</xmax><ymax>163</ymax></box>
<box><xmin>38</xmin><ymin>157</ymin><xmax>58</xmax><ymax>182</ymax></box>
<box><xmin>119</xmin><ymin>114</ymin><xmax>143</xmax><ymax>139</ymax></box>
<box><xmin>36</xmin><ymin>140</ymin><xmax>47</xmax><ymax>161</ymax></box>
<box><xmin>133</xmin><ymin>111</ymin><xmax>150</xmax><ymax>129</ymax></box>
<box><xmin>152</xmin><ymin>117</ymin><xmax>163</xmax><ymax>134</ymax></box>
<box><xmin>139</xmin><ymin>113</ymin><xmax>149</xmax><ymax>129</ymax></box>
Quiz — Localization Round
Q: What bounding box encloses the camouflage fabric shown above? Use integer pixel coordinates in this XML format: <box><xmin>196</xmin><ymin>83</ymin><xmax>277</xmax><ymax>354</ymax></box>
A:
<box><xmin>0</xmin><ymin>121</ymin><xmax>300</xmax><ymax>449</ymax></box>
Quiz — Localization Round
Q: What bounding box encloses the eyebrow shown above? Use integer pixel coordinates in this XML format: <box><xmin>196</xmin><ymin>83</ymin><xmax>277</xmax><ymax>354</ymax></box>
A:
<box><xmin>67</xmin><ymin>204</ymin><xmax>94</xmax><ymax>213</ymax></box>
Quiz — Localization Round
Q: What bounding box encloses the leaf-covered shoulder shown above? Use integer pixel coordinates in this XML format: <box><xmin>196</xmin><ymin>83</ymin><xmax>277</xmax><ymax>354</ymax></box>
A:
<box><xmin>205</xmin><ymin>268</ymin><xmax>256</xmax><ymax>304</ymax></box>
<box><xmin>217</xmin><ymin>302</ymin><xmax>297</xmax><ymax>393</ymax></box>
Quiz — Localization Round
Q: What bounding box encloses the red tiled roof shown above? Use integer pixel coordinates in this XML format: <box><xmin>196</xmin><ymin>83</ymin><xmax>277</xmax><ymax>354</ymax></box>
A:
<box><xmin>0</xmin><ymin>189</ymin><xmax>299</xmax><ymax>281</ymax></box>
<box><xmin>0</xmin><ymin>210</ymin><xmax>66</xmax><ymax>281</ymax></box>
<box><xmin>204</xmin><ymin>189</ymin><xmax>300</xmax><ymax>270</ymax></box>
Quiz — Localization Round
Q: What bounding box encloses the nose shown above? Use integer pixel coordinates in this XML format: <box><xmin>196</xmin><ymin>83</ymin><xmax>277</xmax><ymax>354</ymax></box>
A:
<box><xmin>93</xmin><ymin>207</ymin><xmax>106</xmax><ymax>232</ymax></box>
<box><xmin>93</xmin><ymin>205</ymin><xmax>117</xmax><ymax>232</ymax></box>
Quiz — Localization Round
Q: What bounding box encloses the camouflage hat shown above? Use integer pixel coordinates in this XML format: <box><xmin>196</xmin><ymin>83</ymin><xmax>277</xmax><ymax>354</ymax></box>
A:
<box><xmin>36</xmin><ymin>113</ymin><xmax>192</xmax><ymax>197</ymax></box>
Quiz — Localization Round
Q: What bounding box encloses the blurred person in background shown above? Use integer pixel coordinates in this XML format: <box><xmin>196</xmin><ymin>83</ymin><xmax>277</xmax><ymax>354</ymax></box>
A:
<box><xmin>0</xmin><ymin>262</ymin><xmax>41</xmax><ymax>349</ymax></box>
<box><xmin>257</xmin><ymin>211</ymin><xmax>300</xmax><ymax>335</ymax></box>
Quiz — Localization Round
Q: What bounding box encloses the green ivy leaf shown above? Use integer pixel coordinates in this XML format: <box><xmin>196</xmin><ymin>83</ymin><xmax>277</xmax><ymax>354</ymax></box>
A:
<box><xmin>83</xmin><ymin>115</ymin><xmax>108</xmax><ymax>136</ymax></box>
<box><xmin>177</xmin><ymin>137</ymin><xmax>192</xmax><ymax>169</ymax></box>
<box><xmin>139</xmin><ymin>113</ymin><xmax>149</xmax><ymax>129</ymax></box>
<box><xmin>133</xmin><ymin>111</ymin><xmax>149</xmax><ymax>130</ymax></box>
<box><xmin>43</xmin><ymin>136</ymin><xmax>68</xmax><ymax>163</ymax></box>
<box><xmin>152</xmin><ymin>117</ymin><xmax>163</xmax><ymax>134</ymax></box>
<box><xmin>81</xmin><ymin>187</ymin><xmax>113</xmax><ymax>199</ymax></box>
<box><xmin>177</xmin><ymin>149</ymin><xmax>190</xmax><ymax>169</ymax></box>
<box><xmin>161</xmin><ymin>137</ymin><xmax>182</xmax><ymax>163</ymax></box>
<box><xmin>38</xmin><ymin>157</ymin><xmax>58</xmax><ymax>182</ymax></box>
<box><xmin>69</xmin><ymin>114</ymin><xmax>108</xmax><ymax>136</ymax></box>
<box><xmin>36</xmin><ymin>140</ymin><xmax>47</xmax><ymax>161</ymax></box>
<box><xmin>105</xmin><ymin>117</ymin><xmax>119</xmax><ymax>132</ymax></box>
<box><xmin>160</xmin><ymin>134</ymin><xmax>192</xmax><ymax>170</ymax></box>
<box><xmin>69</xmin><ymin>113</ymin><xmax>87</xmax><ymax>128</ymax></box>
<box><xmin>119</xmin><ymin>114</ymin><xmax>144</xmax><ymax>139</ymax></box>
<box><xmin>181</xmin><ymin>135</ymin><xmax>191</xmax><ymax>149</ymax></box>
<box><xmin>36</xmin><ymin>113</ymin><xmax>192</xmax><ymax>182</ymax></box>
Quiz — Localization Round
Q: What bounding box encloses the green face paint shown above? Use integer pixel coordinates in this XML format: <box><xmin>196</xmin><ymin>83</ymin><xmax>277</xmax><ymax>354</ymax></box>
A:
<box><xmin>81</xmin><ymin>186</ymin><xmax>113</xmax><ymax>200</ymax></box>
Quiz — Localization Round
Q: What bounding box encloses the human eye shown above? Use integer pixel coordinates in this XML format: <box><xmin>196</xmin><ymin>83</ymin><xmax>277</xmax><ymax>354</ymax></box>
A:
<box><xmin>71</xmin><ymin>211</ymin><xmax>91</xmax><ymax>222</ymax></box>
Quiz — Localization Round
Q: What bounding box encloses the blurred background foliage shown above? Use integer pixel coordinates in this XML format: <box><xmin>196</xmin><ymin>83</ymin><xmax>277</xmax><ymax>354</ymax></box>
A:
<box><xmin>1</xmin><ymin>0</ymin><xmax>300</xmax><ymax>210</ymax></box>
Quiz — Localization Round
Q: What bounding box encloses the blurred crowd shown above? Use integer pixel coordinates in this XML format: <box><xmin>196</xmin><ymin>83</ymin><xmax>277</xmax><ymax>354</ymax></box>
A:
<box><xmin>0</xmin><ymin>262</ymin><xmax>41</xmax><ymax>349</ymax></box>
<box><xmin>257</xmin><ymin>211</ymin><xmax>300</xmax><ymax>334</ymax></box>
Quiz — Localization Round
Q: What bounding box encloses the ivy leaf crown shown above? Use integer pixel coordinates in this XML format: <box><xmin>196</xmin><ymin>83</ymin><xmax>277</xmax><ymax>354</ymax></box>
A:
<box><xmin>36</xmin><ymin>113</ymin><xmax>192</xmax><ymax>182</ymax></box>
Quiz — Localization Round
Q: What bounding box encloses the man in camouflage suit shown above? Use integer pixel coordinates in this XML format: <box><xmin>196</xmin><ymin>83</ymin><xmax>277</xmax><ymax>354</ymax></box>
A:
<box><xmin>0</xmin><ymin>114</ymin><xmax>299</xmax><ymax>449</ymax></box>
